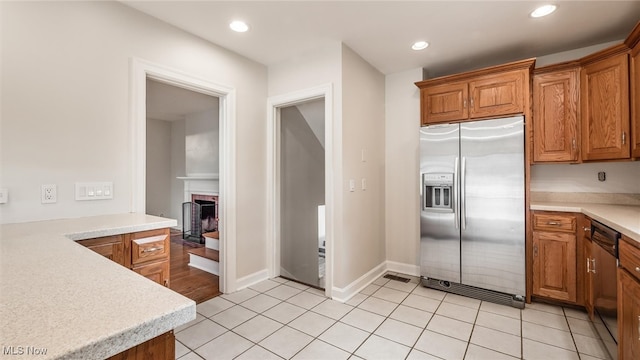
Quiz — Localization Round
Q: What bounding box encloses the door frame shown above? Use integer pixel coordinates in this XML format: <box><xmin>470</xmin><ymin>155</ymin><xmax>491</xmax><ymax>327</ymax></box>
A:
<box><xmin>266</xmin><ymin>84</ymin><xmax>333</xmax><ymax>297</ymax></box>
<box><xmin>130</xmin><ymin>57</ymin><xmax>238</xmax><ymax>293</ymax></box>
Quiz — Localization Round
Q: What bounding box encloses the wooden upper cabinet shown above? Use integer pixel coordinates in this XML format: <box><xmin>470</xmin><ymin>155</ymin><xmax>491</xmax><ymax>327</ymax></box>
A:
<box><xmin>468</xmin><ymin>70</ymin><xmax>525</xmax><ymax>119</ymax></box>
<box><xmin>627</xmin><ymin>22</ymin><xmax>640</xmax><ymax>158</ymax></box>
<box><xmin>581</xmin><ymin>48</ymin><xmax>631</xmax><ymax>161</ymax></box>
<box><xmin>416</xmin><ymin>58</ymin><xmax>534</xmax><ymax>126</ymax></box>
<box><xmin>421</xmin><ymin>82</ymin><xmax>468</xmax><ymax>124</ymax></box>
<box><xmin>532</xmin><ymin>64</ymin><xmax>580</xmax><ymax>163</ymax></box>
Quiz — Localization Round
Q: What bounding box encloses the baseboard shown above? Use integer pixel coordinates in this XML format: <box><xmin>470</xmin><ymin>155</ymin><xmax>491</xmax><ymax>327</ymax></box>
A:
<box><xmin>188</xmin><ymin>254</ymin><xmax>219</xmax><ymax>275</ymax></box>
<box><xmin>331</xmin><ymin>261</ymin><xmax>386</xmax><ymax>303</ymax></box>
<box><xmin>235</xmin><ymin>269</ymin><xmax>270</xmax><ymax>291</ymax></box>
<box><xmin>386</xmin><ymin>261</ymin><xmax>420</xmax><ymax>277</ymax></box>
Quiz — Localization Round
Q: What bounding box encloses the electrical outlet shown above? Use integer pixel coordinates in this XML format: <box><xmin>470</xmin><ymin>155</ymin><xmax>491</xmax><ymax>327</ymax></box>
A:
<box><xmin>41</xmin><ymin>184</ymin><xmax>57</xmax><ymax>204</ymax></box>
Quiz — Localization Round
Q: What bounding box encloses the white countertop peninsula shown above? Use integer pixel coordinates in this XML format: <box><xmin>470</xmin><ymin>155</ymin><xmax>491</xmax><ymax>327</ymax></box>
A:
<box><xmin>531</xmin><ymin>201</ymin><xmax>640</xmax><ymax>243</ymax></box>
<box><xmin>0</xmin><ymin>214</ymin><xmax>195</xmax><ymax>360</ymax></box>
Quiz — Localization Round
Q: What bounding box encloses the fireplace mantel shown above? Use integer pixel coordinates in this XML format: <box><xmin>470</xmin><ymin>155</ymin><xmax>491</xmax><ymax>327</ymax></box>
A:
<box><xmin>179</xmin><ymin>175</ymin><xmax>219</xmax><ymax>202</ymax></box>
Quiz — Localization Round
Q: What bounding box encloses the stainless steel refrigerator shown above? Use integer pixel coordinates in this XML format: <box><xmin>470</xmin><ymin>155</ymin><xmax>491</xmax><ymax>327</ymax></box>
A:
<box><xmin>420</xmin><ymin>116</ymin><xmax>525</xmax><ymax>308</ymax></box>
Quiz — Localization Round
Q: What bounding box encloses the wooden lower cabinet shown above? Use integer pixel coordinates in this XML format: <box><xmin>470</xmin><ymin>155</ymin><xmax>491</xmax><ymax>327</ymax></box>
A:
<box><xmin>77</xmin><ymin>235</ymin><xmax>125</xmax><ymax>265</ymax></box>
<box><xmin>618</xmin><ymin>269</ymin><xmax>640</xmax><ymax>360</ymax></box>
<box><xmin>133</xmin><ymin>260</ymin><xmax>170</xmax><ymax>288</ymax></box>
<box><xmin>108</xmin><ymin>331</ymin><xmax>175</xmax><ymax>360</ymax></box>
<box><xmin>532</xmin><ymin>231</ymin><xmax>577</xmax><ymax>302</ymax></box>
<box><xmin>79</xmin><ymin>228</ymin><xmax>170</xmax><ymax>287</ymax></box>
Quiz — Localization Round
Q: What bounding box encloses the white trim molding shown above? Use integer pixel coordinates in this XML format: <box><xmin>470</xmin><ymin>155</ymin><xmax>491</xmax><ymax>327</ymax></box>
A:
<box><xmin>386</xmin><ymin>261</ymin><xmax>420</xmax><ymax>277</ymax></box>
<box><xmin>331</xmin><ymin>261</ymin><xmax>420</xmax><ymax>303</ymax></box>
<box><xmin>331</xmin><ymin>262</ymin><xmax>387</xmax><ymax>303</ymax></box>
<box><xmin>266</xmin><ymin>84</ymin><xmax>334</xmax><ymax>298</ymax></box>
<box><xmin>235</xmin><ymin>269</ymin><xmax>270</xmax><ymax>291</ymax></box>
<box><xmin>129</xmin><ymin>57</ymin><xmax>237</xmax><ymax>293</ymax></box>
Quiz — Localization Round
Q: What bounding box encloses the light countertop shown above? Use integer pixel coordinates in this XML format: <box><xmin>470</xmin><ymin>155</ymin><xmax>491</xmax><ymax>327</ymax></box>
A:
<box><xmin>0</xmin><ymin>214</ymin><xmax>195</xmax><ymax>360</ymax></box>
<box><xmin>530</xmin><ymin>201</ymin><xmax>640</xmax><ymax>243</ymax></box>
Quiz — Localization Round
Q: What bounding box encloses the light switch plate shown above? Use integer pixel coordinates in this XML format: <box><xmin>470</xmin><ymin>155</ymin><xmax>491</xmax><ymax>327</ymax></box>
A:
<box><xmin>76</xmin><ymin>182</ymin><xmax>113</xmax><ymax>201</ymax></box>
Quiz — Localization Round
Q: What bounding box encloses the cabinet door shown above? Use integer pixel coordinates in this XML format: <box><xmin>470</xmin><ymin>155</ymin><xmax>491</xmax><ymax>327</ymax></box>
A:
<box><xmin>618</xmin><ymin>268</ymin><xmax>640</xmax><ymax>360</ymax></box>
<box><xmin>420</xmin><ymin>82</ymin><xmax>468</xmax><ymax>124</ymax></box>
<box><xmin>533</xmin><ymin>69</ymin><xmax>580</xmax><ymax>162</ymax></box>
<box><xmin>107</xmin><ymin>331</ymin><xmax>175</xmax><ymax>360</ymax></box>
<box><xmin>77</xmin><ymin>235</ymin><xmax>125</xmax><ymax>265</ymax></box>
<box><xmin>581</xmin><ymin>53</ymin><xmax>630</xmax><ymax>160</ymax></box>
<box><xmin>469</xmin><ymin>70</ymin><xmax>525</xmax><ymax>119</ymax></box>
<box><xmin>533</xmin><ymin>231</ymin><xmax>577</xmax><ymax>302</ymax></box>
<box><xmin>584</xmin><ymin>237</ymin><xmax>594</xmax><ymax>319</ymax></box>
<box><xmin>631</xmin><ymin>44</ymin><xmax>640</xmax><ymax>158</ymax></box>
<box><xmin>132</xmin><ymin>260</ymin><xmax>170</xmax><ymax>287</ymax></box>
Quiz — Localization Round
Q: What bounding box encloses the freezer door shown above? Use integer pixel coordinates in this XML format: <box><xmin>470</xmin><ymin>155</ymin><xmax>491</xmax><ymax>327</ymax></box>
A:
<box><xmin>420</xmin><ymin>124</ymin><xmax>460</xmax><ymax>283</ymax></box>
<box><xmin>460</xmin><ymin>116</ymin><xmax>525</xmax><ymax>296</ymax></box>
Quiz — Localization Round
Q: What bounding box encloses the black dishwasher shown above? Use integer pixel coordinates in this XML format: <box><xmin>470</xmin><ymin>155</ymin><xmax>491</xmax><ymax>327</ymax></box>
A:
<box><xmin>591</xmin><ymin>220</ymin><xmax>621</xmax><ymax>359</ymax></box>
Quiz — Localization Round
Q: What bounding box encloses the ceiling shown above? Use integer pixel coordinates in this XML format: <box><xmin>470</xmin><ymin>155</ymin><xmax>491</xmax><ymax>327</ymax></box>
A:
<box><xmin>123</xmin><ymin>1</ymin><xmax>640</xmax><ymax>76</ymax></box>
<box><xmin>147</xmin><ymin>79</ymin><xmax>219</xmax><ymax>122</ymax></box>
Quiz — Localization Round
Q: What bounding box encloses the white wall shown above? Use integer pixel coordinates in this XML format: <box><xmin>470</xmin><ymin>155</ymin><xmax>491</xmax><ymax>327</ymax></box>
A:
<box><xmin>146</xmin><ymin>118</ymin><xmax>172</xmax><ymax>218</ymax></box>
<box><xmin>0</xmin><ymin>1</ymin><xmax>268</xmax><ymax>280</ymax></box>
<box><xmin>535</xmin><ymin>40</ymin><xmax>621</xmax><ymax>68</ymax></box>
<box><xmin>338</xmin><ymin>45</ymin><xmax>386</xmax><ymax>288</ymax></box>
<box><xmin>531</xmin><ymin>162</ymin><xmax>640</xmax><ymax>193</ymax></box>
<box><xmin>185</xmin><ymin>107</ymin><xmax>219</xmax><ymax>176</ymax></box>
<box><xmin>384</xmin><ymin>68</ymin><xmax>423</xmax><ymax>271</ymax></box>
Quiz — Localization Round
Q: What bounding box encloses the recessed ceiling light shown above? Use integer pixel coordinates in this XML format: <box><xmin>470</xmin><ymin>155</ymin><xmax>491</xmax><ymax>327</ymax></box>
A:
<box><xmin>229</xmin><ymin>20</ymin><xmax>249</xmax><ymax>33</ymax></box>
<box><xmin>530</xmin><ymin>4</ymin><xmax>557</xmax><ymax>18</ymax></box>
<box><xmin>412</xmin><ymin>41</ymin><xmax>429</xmax><ymax>51</ymax></box>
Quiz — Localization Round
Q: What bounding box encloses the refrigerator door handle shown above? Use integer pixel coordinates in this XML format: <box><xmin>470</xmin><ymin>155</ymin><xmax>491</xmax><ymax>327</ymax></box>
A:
<box><xmin>454</xmin><ymin>157</ymin><xmax>459</xmax><ymax>229</ymax></box>
<box><xmin>461</xmin><ymin>156</ymin><xmax>467</xmax><ymax>230</ymax></box>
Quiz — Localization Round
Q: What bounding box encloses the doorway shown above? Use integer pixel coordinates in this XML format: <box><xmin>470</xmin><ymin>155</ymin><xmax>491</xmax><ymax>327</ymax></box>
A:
<box><xmin>279</xmin><ymin>99</ymin><xmax>326</xmax><ymax>289</ymax></box>
<box><xmin>145</xmin><ymin>78</ymin><xmax>221</xmax><ymax>303</ymax></box>
<box><xmin>131</xmin><ymin>57</ymin><xmax>238</xmax><ymax>296</ymax></box>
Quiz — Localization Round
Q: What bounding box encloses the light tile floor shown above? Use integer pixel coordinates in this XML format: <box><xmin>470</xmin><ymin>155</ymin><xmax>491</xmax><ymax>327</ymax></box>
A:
<box><xmin>174</xmin><ymin>274</ymin><xmax>611</xmax><ymax>360</ymax></box>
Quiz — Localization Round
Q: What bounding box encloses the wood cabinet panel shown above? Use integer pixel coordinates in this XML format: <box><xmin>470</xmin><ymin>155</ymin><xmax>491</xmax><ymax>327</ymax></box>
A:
<box><xmin>618</xmin><ymin>268</ymin><xmax>640</xmax><ymax>360</ymax></box>
<box><xmin>421</xmin><ymin>82</ymin><xmax>468</xmax><ymax>124</ymax></box>
<box><xmin>77</xmin><ymin>235</ymin><xmax>125</xmax><ymax>265</ymax></box>
<box><xmin>581</xmin><ymin>52</ymin><xmax>631</xmax><ymax>160</ymax></box>
<box><xmin>631</xmin><ymin>42</ymin><xmax>640</xmax><ymax>158</ymax></box>
<box><xmin>620</xmin><ymin>236</ymin><xmax>640</xmax><ymax>282</ymax></box>
<box><xmin>581</xmin><ymin>216</ymin><xmax>594</xmax><ymax>318</ymax></box>
<box><xmin>533</xmin><ymin>68</ymin><xmax>580</xmax><ymax>162</ymax></box>
<box><xmin>133</xmin><ymin>260</ymin><xmax>170</xmax><ymax>288</ymax></box>
<box><xmin>533</xmin><ymin>212</ymin><xmax>577</xmax><ymax>233</ymax></box>
<box><xmin>533</xmin><ymin>231</ymin><xmax>577</xmax><ymax>302</ymax></box>
<box><xmin>107</xmin><ymin>331</ymin><xmax>175</xmax><ymax>360</ymax></box>
<box><xmin>469</xmin><ymin>71</ymin><xmax>525</xmax><ymax>119</ymax></box>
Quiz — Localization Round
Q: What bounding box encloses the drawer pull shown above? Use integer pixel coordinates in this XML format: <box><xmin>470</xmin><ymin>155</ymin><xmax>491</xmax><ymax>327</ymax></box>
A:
<box><xmin>142</xmin><ymin>246</ymin><xmax>163</xmax><ymax>253</ymax></box>
<box><xmin>547</xmin><ymin>221</ymin><xmax>561</xmax><ymax>226</ymax></box>
<box><xmin>583</xmin><ymin>227</ymin><xmax>590</xmax><ymax>232</ymax></box>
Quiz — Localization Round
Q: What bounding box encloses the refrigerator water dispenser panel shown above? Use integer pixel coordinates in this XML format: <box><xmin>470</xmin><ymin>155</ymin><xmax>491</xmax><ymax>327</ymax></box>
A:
<box><xmin>423</xmin><ymin>173</ymin><xmax>454</xmax><ymax>211</ymax></box>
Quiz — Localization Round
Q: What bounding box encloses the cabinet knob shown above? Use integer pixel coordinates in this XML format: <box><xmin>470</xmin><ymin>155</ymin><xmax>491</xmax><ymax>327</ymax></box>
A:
<box><xmin>584</xmin><ymin>227</ymin><xmax>590</xmax><ymax>232</ymax></box>
<box><xmin>463</xmin><ymin>99</ymin><xmax>467</xmax><ymax>108</ymax></box>
<box><xmin>635</xmin><ymin>267</ymin><xmax>640</xmax><ymax>273</ymax></box>
<box><xmin>164</xmin><ymin>280</ymin><xmax>169</xmax><ymax>287</ymax></box>
<box><xmin>534</xmin><ymin>245</ymin><xmax>538</xmax><ymax>257</ymax></box>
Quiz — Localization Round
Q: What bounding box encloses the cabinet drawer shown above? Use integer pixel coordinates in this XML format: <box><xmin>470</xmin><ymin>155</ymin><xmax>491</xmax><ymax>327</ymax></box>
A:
<box><xmin>533</xmin><ymin>213</ymin><xmax>577</xmax><ymax>232</ymax></box>
<box><xmin>130</xmin><ymin>228</ymin><xmax>170</xmax><ymax>265</ymax></box>
<box><xmin>132</xmin><ymin>260</ymin><xmax>170</xmax><ymax>287</ymax></box>
<box><xmin>619</xmin><ymin>236</ymin><xmax>640</xmax><ymax>282</ymax></box>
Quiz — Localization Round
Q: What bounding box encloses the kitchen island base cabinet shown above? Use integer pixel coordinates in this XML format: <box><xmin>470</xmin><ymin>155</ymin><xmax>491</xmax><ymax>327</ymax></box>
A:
<box><xmin>133</xmin><ymin>260</ymin><xmax>170</xmax><ymax>288</ymax></box>
<box><xmin>79</xmin><ymin>228</ymin><xmax>170</xmax><ymax>287</ymax></box>
<box><xmin>77</xmin><ymin>235</ymin><xmax>125</xmax><ymax>265</ymax></box>
<box><xmin>108</xmin><ymin>331</ymin><xmax>175</xmax><ymax>360</ymax></box>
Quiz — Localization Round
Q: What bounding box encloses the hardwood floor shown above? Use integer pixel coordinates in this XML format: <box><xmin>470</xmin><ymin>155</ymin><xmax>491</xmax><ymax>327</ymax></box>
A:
<box><xmin>169</xmin><ymin>233</ymin><xmax>220</xmax><ymax>304</ymax></box>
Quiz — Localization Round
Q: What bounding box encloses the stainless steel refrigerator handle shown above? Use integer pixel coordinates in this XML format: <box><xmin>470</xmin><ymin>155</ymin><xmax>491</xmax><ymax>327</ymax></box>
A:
<box><xmin>461</xmin><ymin>157</ymin><xmax>467</xmax><ymax>230</ymax></box>
<box><xmin>454</xmin><ymin>157</ymin><xmax>459</xmax><ymax>229</ymax></box>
